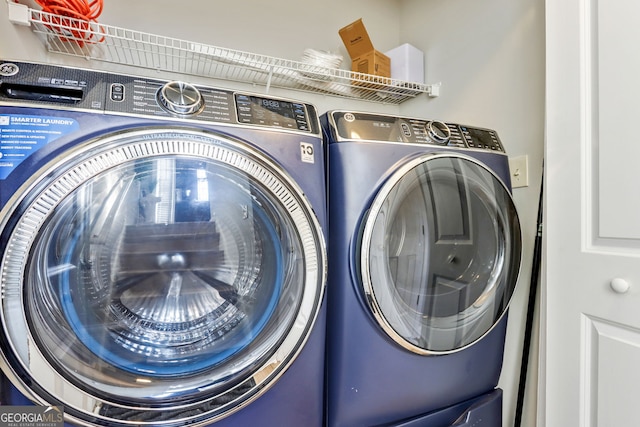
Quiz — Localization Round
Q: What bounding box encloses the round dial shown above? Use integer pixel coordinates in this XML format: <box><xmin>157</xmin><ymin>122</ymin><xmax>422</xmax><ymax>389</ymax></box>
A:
<box><xmin>157</xmin><ymin>81</ymin><xmax>205</xmax><ymax>116</ymax></box>
<box><xmin>426</xmin><ymin>121</ymin><xmax>451</xmax><ymax>145</ymax></box>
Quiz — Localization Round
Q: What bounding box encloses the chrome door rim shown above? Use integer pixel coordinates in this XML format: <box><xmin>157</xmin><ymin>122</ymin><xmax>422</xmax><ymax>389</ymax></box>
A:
<box><xmin>360</xmin><ymin>152</ymin><xmax>521</xmax><ymax>355</ymax></box>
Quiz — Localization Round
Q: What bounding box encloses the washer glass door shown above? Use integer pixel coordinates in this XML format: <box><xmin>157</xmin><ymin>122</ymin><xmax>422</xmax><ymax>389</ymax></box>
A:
<box><xmin>360</xmin><ymin>153</ymin><xmax>521</xmax><ymax>354</ymax></box>
<box><xmin>0</xmin><ymin>128</ymin><xmax>325</xmax><ymax>426</ymax></box>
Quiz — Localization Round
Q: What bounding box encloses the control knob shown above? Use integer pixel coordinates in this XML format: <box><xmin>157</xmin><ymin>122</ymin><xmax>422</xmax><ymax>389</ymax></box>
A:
<box><xmin>157</xmin><ymin>81</ymin><xmax>204</xmax><ymax>116</ymax></box>
<box><xmin>426</xmin><ymin>121</ymin><xmax>451</xmax><ymax>145</ymax></box>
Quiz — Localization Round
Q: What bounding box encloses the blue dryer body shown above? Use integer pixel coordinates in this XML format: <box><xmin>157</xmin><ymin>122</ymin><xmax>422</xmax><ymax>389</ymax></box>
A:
<box><xmin>0</xmin><ymin>60</ymin><xmax>327</xmax><ymax>427</ymax></box>
<box><xmin>322</xmin><ymin>111</ymin><xmax>522</xmax><ymax>427</ymax></box>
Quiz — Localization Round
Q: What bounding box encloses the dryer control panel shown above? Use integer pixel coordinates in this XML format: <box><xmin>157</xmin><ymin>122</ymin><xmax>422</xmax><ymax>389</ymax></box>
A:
<box><xmin>330</xmin><ymin>111</ymin><xmax>504</xmax><ymax>152</ymax></box>
<box><xmin>0</xmin><ymin>60</ymin><xmax>318</xmax><ymax>134</ymax></box>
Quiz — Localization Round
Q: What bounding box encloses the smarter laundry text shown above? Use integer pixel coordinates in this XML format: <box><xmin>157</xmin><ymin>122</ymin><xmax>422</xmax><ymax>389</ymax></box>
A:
<box><xmin>0</xmin><ymin>114</ymin><xmax>79</xmax><ymax>179</ymax></box>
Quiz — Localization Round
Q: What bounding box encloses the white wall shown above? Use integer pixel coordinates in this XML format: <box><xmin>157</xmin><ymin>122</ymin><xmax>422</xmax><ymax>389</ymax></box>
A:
<box><xmin>0</xmin><ymin>1</ymin><xmax>545</xmax><ymax>426</ymax></box>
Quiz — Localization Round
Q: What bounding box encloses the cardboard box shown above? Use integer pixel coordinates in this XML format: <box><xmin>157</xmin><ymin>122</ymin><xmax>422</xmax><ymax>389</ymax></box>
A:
<box><xmin>339</xmin><ymin>19</ymin><xmax>391</xmax><ymax>78</ymax></box>
<box><xmin>385</xmin><ymin>43</ymin><xmax>424</xmax><ymax>83</ymax></box>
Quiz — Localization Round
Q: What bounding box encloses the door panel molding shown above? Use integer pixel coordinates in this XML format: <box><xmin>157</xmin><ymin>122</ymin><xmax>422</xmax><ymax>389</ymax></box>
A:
<box><xmin>587</xmin><ymin>0</ymin><xmax>640</xmax><ymax>251</ymax></box>
<box><xmin>583</xmin><ymin>314</ymin><xmax>640</xmax><ymax>426</ymax></box>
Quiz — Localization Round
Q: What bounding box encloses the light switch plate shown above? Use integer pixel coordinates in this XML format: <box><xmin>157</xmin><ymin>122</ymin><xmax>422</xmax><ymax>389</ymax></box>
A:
<box><xmin>508</xmin><ymin>155</ymin><xmax>529</xmax><ymax>188</ymax></box>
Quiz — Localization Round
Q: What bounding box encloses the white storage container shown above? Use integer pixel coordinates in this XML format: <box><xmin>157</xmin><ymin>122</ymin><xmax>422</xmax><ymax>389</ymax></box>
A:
<box><xmin>385</xmin><ymin>43</ymin><xmax>424</xmax><ymax>83</ymax></box>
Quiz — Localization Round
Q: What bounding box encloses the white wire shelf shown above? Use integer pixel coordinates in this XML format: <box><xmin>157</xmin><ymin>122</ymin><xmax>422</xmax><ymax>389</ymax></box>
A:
<box><xmin>10</xmin><ymin>5</ymin><xmax>440</xmax><ymax>104</ymax></box>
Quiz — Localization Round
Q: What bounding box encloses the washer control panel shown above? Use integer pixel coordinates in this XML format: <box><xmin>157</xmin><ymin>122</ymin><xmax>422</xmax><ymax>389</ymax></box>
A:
<box><xmin>332</xmin><ymin>111</ymin><xmax>504</xmax><ymax>152</ymax></box>
<box><xmin>0</xmin><ymin>60</ymin><xmax>317</xmax><ymax>134</ymax></box>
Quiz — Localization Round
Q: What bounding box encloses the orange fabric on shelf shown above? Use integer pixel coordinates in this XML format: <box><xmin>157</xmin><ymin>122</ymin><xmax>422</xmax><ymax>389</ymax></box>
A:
<box><xmin>35</xmin><ymin>0</ymin><xmax>103</xmax><ymax>21</ymax></box>
<box><xmin>33</xmin><ymin>0</ymin><xmax>105</xmax><ymax>47</ymax></box>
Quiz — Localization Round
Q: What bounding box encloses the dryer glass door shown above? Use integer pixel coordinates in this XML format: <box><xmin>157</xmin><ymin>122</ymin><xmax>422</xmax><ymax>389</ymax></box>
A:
<box><xmin>0</xmin><ymin>128</ymin><xmax>325</xmax><ymax>426</ymax></box>
<box><xmin>361</xmin><ymin>153</ymin><xmax>521</xmax><ymax>354</ymax></box>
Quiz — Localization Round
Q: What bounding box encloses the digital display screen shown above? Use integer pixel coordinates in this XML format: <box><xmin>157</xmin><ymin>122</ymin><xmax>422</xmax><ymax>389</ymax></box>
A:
<box><xmin>336</xmin><ymin>112</ymin><xmax>399</xmax><ymax>141</ymax></box>
<box><xmin>235</xmin><ymin>94</ymin><xmax>309</xmax><ymax>131</ymax></box>
<box><xmin>258</xmin><ymin>98</ymin><xmax>293</xmax><ymax>116</ymax></box>
<box><xmin>466</xmin><ymin>127</ymin><xmax>497</xmax><ymax>148</ymax></box>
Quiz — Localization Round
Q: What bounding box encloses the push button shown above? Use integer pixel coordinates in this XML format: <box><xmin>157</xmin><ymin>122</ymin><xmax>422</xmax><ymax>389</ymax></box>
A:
<box><xmin>110</xmin><ymin>83</ymin><xmax>125</xmax><ymax>102</ymax></box>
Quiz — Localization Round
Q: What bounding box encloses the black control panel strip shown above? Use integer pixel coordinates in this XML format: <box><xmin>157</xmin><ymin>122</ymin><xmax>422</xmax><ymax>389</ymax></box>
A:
<box><xmin>332</xmin><ymin>111</ymin><xmax>505</xmax><ymax>152</ymax></box>
<box><xmin>0</xmin><ymin>60</ymin><xmax>319</xmax><ymax>134</ymax></box>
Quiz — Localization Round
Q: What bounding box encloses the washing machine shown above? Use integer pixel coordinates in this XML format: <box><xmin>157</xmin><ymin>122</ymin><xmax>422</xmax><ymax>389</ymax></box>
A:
<box><xmin>0</xmin><ymin>60</ymin><xmax>327</xmax><ymax>427</ymax></box>
<box><xmin>322</xmin><ymin>111</ymin><xmax>522</xmax><ymax>426</ymax></box>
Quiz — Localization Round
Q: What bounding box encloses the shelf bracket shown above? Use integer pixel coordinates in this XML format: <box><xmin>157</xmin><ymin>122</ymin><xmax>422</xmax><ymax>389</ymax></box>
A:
<box><xmin>7</xmin><ymin>2</ymin><xmax>30</xmax><ymax>26</ymax></box>
<box><xmin>427</xmin><ymin>82</ymin><xmax>442</xmax><ymax>98</ymax></box>
<box><xmin>265</xmin><ymin>62</ymin><xmax>274</xmax><ymax>94</ymax></box>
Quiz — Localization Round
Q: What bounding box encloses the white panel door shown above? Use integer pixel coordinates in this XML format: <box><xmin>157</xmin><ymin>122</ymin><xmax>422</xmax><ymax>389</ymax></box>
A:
<box><xmin>544</xmin><ymin>0</ymin><xmax>640</xmax><ymax>426</ymax></box>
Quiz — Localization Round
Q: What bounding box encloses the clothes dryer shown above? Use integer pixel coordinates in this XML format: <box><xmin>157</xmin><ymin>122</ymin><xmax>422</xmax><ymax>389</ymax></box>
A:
<box><xmin>322</xmin><ymin>111</ymin><xmax>522</xmax><ymax>426</ymax></box>
<box><xmin>0</xmin><ymin>60</ymin><xmax>327</xmax><ymax>427</ymax></box>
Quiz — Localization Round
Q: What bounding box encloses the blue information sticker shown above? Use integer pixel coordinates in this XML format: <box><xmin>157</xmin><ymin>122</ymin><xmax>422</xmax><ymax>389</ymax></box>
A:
<box><xmin>0</xmin><ymin>114</ymin><xmax>79</xmax><ymax>179</ymax></box>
